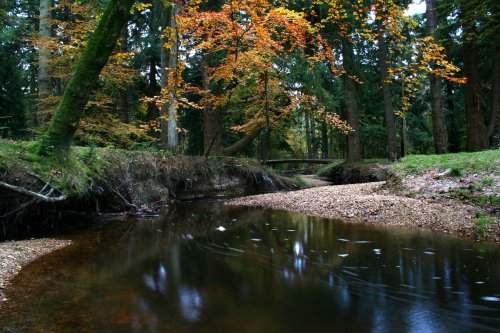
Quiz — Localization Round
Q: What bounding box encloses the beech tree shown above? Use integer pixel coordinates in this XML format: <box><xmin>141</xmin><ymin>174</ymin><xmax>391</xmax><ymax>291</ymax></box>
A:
<box><xmin>38</xmin><ymin>0</ymin><xmax>136</xmax><ymax>156</ymax></box>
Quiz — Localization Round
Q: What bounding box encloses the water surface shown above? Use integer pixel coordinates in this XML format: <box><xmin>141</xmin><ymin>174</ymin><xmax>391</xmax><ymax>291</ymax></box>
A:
<box><xmin>1</xmin><ymin>201</ymin><xmax>499</xmax><ymax>332</ymax></box>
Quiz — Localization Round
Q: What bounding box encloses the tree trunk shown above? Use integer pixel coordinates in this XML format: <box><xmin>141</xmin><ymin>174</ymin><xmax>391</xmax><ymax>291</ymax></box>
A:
<box><xmin>310</xmin><ymin>115</ymin><xmax>318</xmax><ymax>159</ymax></box>
<box><xmin>426</xmin><ymin>0</ymin><xmax>448</xmax><ymax>153</ymax></box>
<box><xmin>118</xmin><ymin>24</ymin><xmax>129</xmax><ymax>123</ymax></box>
<box><xmin>342</xmin><ymin>38</ymin><xmax>362</xmax><ymax>162</ymax></box>
<box><xmin>37</xmin><ymin>0</ymin><xmax>136</xmax><ymax>156</ymax></box>
<box><xmin>203</xmin><ymin>62</ymin><xmax>224</xmax><ymax>155</ymax></box>
<box><xmin>223</xmin><ymin>126</ymin><xmax>263</xmax><ymax>156</ymax></box>
<box><xmin>166</xmin><ymin>2</ymin><xmax>180</xmax><ymax>150</ymax></box>
<box><xmin>160</xmin><ymin>3</ymin><xmax>172</xmax><ymax>150</ymax></box>
<box><xmin>261</xmin><ymin>71</ymin><xmax>270</xmax><ymax>162</ymax></box>
<box><xmin>460</xmin><ymin>3</ymin><xmax>489</xmax><ymax>151</ymax></box>
<box><xmin>401</xmin><ymin>116</ymin><xmax>409</xmax><ymax>157</ymax></box>
<box><xmin>488</xmin><ymin>8</ymin><xmax>500</xmax><ymax>140</ymax></box>
<box><xmin>37</xmin><ymin>0</ymin><xmax>52</xmax><ymax>126</ymax></box>
<box><xmin>305</xmin><ymin>111</ymin><xmax>312</xmax><ymax>158</ymax></box>
<box><xmin>321</xmin><ymin>111</ymin><xmax>328</xmax><ymax>159</ymax></box>
<box><xmin>445</xmin><ymin>83</ymin><xmax>460</xmax><ymax>152</ymax></box>
<box><xmin>377</xmin><ymin>21</ymin><xmax>397</xmax><ymax>161</ymax></box>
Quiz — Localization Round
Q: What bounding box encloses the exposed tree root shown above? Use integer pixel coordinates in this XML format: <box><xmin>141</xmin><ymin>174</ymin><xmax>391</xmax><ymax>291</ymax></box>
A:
<box><xmin>0</xmin><ymin>180</ymin><xmax>66</xmax><ymax>203</ymax></box>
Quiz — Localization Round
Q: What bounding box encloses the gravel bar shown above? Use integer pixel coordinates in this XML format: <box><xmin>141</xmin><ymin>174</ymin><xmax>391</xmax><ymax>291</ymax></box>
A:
<box><xmin>228</xmin><ymin>182</ymin><xmax>497</xmax><ymax>241</ymax></box>
<box><xmin>0</xmin><ymin>238</ymin><xmax>72</xmax><ymax>303</ymax></box>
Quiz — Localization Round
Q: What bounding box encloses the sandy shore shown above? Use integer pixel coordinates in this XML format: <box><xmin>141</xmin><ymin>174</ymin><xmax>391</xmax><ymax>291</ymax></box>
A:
<box><xmin>0</xmin><ymin>238</ymin><xmax>72</xmax><ymax>303</ymax></box>
<box><xmin>228</xmin><ymin>182</ymin><xmax>499</xmax><ymax>241</ymax></box>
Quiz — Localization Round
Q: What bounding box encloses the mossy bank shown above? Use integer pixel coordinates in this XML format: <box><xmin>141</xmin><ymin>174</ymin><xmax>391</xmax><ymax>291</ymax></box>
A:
<box><xmin>0</xmin><ymin>140</ymin><xmax>294</xmax><ymax>240</ymax></box>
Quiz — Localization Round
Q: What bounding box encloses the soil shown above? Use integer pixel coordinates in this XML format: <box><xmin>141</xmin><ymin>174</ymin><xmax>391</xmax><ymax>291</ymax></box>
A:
<box><xmin>228</xmin><ymin>182</ymin><xmax>499</xmax><ymax>242</ymax></box>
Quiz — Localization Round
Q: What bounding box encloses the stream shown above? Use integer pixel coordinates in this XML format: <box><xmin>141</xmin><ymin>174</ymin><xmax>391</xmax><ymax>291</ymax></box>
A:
<box><xmin>1</xmin><ymin>201</ymin><xmax>499</xmax><ymax>332</ymax></box>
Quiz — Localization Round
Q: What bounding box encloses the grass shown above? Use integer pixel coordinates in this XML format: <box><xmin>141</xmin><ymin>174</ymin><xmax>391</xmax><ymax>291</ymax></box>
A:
<box><xmin>389</xmin><ymin>149</ymin><xmax>500</xmax><ymax>176</ymax></box>
<box><xmin>294</xmin><ymin>176</ymin><xmax>308</xmax><ymax>188</ymax></box>
<box><xmin>473</xmin><ymin>212</ymin><xmax>498</xmax><ymax>238</ymax></box>
<box><xmin>315</xmin><ymin>160</ymin><xmax>344</xmax><ymax>176</ymax></box>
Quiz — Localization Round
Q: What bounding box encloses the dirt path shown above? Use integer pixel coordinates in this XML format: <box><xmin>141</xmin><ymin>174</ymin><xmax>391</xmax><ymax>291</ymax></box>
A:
<box><xmin>228</xmin><ymin>182</ymin><xmax>498</xmax><ymax>241</ymax></box>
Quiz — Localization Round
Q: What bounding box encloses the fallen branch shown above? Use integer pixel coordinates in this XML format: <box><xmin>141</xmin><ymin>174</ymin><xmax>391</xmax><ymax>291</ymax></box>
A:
<box><xmin>112</xmin><ymin>189</ymin><xmax>138</xmax><ymax>210</ymax></box>
<box><xmin>0</xmin><ymin>180</ymin><xmax>67</xmax><ymax>202</ymax></box>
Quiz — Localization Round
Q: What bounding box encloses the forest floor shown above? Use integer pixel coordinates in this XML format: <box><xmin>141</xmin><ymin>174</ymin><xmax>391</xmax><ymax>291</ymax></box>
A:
<box><xmin>0</xmin><ymin>239</ymin><xmax>72</xmax><ymax>304</ymax></box>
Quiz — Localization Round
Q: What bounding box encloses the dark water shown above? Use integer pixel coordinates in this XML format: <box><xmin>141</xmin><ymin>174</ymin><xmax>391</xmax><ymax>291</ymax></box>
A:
<box><xmin>1</xmin><ymin>201</ymin><xmax>500</xmax><ymax>333</ymax></box>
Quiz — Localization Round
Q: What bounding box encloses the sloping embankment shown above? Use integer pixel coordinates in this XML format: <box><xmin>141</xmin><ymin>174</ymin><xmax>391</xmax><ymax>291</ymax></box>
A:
<box><xmin>0</xmin><ymin>141</ymin><xmax>294</xmax><ymax>239</ymax></box>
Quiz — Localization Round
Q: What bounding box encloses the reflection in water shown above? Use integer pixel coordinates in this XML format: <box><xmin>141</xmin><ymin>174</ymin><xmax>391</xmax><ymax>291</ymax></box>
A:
<box><xmin>143</xmin><ymin>263</ymin><xmax>167</xmax><ymax>295</ymax></box>
<box><xmin>0</xmin><ymin>201</ymin><xmax>499</xmax><ymax>333</ymax></box>
<box><xmin>179</xmin><ymin>286</ymin><xmax>203</xmax><ymax>322</ymax></box>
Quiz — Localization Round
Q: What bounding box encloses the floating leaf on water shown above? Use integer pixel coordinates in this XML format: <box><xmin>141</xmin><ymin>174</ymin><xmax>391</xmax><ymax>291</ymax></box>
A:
<box><xmin>400</xmin><ymin>284</ymin><xmax>416</xmax><ymax>289</ymax></box>
<box><xmin>481</xmin><ymin>296</ymin><xmax>500</xmax><ymax>302</ymax></box>
<box><xmin>215</xmin><ymin>226</ymin><xmax>226</xmax><ymax>232</ymax></box>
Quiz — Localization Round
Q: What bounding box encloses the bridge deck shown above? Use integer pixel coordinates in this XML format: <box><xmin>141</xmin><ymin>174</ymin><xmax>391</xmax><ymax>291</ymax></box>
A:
<box><xmin>262</xmin><ymin>159</ymin><xmax>337</xmax><ymax>165</ymax></box>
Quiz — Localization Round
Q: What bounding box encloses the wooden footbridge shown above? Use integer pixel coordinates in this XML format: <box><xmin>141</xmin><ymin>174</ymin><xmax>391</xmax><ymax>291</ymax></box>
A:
<box><xmin>261</xmin><ymin>159</ymin><xmax>337</xmax><ymax>165</ymax></box>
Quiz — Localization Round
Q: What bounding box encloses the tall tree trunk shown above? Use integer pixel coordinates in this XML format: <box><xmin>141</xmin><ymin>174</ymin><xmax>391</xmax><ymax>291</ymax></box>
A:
<box><xmin>147</xmin><ymin>57</ymin><xmax>160</xmax><ymax>121</ymax></box>
<box><xmin>305</xmin><ymin>111</ymin><xmax>312</xmax><ymax>158</ymax></box>
<box><xmin>426</xmin><ymin>0</ymin><xmax>448</xmax><ymax>153</ymax></box>
<box><xmin>160</xmin><ymin>3</ymin><xmax>172</xmax><ymax>150</ymax></box>
<box><xmin>401</xmin><ymin>116</ymin><xmax>409</xmax><ymax>157</ymax></box>
<box><xmin>38</xmin><ymin>0</ymin><xmax>136</xmax><ymax>156</ymax></box>
<box><xmin>160</xmin><ymin>1</ymin><xmax>181</xmax><ymax>151</ymax></box>
<box><xmin>377</xmin><ymin>21</ymin><xmax>397</xmax><ymax>161</ymax></box>
<box><xmin>166</xmin><ymin>2</ymin><xmax>180</xmax><ymax>150</ymax></box>
<box><xmin>488</xmin><ymin>8</ymin><xmax>500</xmax><ymax>140</ymax></box>
<box><xmin>460</xmin><ymin>3</ymin><xmax>489</xmax><ymax>151</ymax></box>
<box><xmin>445</xmin><ymin>83</ymin><xmax>460</xmax><ymax>152</ymax></box>
<box><xmin>118</xmin><ymin>24</ymin><xmax>129</xmax><ymax>123</ymax></box>
<box><xmin>310</xmin><ymin>116</ymin><xmax>317</xmax><ymax>159</ymax></box>
<box><xmin>203</xmin><ymin>62</ymin><xmax>224</xmax><ymax>155</ymax></box>
<box><xmin>261</xmin><ymin>71</ymin><xmax>270</xmax><ymax>162</ymax></box>
<box><xmin>37</xmin><ymin>0</ymin><xmax>52</xmax><ymax>126</ymax></box>
<box><xmin>321</xmin><ymin>111</ymin><xmax>328</xmax><ymax>159</ymax></box>
<box><xmin>342</xmin><ymin>38</ymin><xmax>362</xmax><ymax>162</ymax></box>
